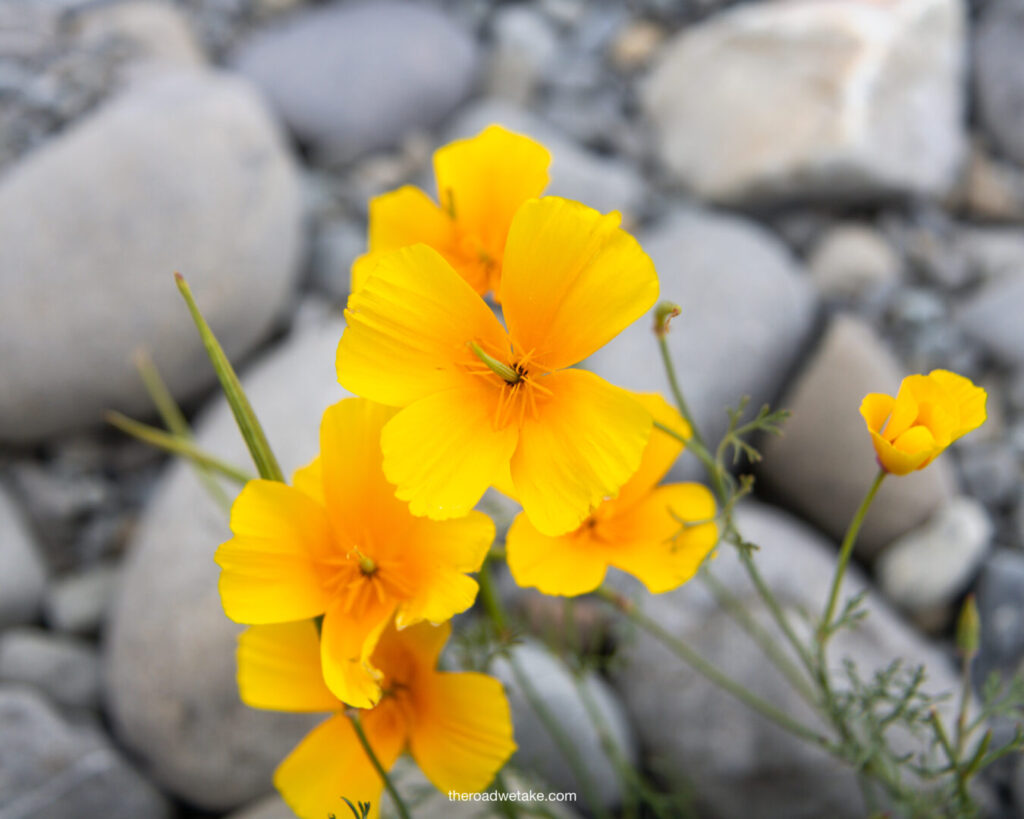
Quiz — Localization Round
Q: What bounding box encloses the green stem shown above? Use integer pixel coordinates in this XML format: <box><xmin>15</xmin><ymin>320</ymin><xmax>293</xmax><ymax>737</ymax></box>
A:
<box><xmin>595</xmin><ymin>587</ymin><xmax>831</xmax><ymax>751</ymax></box>
<box><xmin>477</xmin><ymin>559</ymin><xmax>507</xmax><ymax>633</ymax></box>
<box><xmin>955</xmin><ymin>655</ymin><xmax>973</xmax><ymax>759</ymax></box>
<box><xmin>656</xmin><ymin>333</ymin><xmax>700</xmax><ymax>446</ymax></box>
<box><xmin>106</xmin><ymin>412</ymin><xmax>253</xmax><ymax>484</ymax></box>
<box><xmin>928</xmin><ymin>709</ymin><xmax>972</xmax><ymax>813</ymax></box>
<box><xmin>349</xmin><ymin>712</ymin><xmax>411</xmax><ymax>819</ymax></box>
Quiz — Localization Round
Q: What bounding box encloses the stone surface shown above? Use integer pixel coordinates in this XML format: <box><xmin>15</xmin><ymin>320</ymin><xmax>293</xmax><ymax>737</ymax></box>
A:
<box><xmin>0</xmin><ymin>628</ymin><xmax>101</xmax><ymax>710</ymax></box>
<box><xmin>610</xmin><ymin>501</ymin><xmax>965</xmax><ymax>819</ymax></box>
<box><xmin>0</xmin><ymin>70</ymin><xmax>302</xmax><ymax>443</ymax></box>
<box><xmin>876</xmin><ymin>497</ymin><xmax>992</xmax><ymax>614</ymax></box>
<box><xmin>958</xmin><ymin>270</ymin><xmax>1024</xmax><ymax>366</ymax></box>
<box><xmin>0</xmin><ymin>686</ymin><xmax>171</xmax><ymax>819</ymax></box>
<box><xmin>586</xmin><ymin>207</ymin><xmax>818</xmax><ymax>473</ymax></box>
<box><xmin>975</xmin><ymin>0</ymin><xmax>1024</xmax><ymax>167</ymax></box>
<box><xmin>956</xmin><ymin>140</ymin><xmax>1024</xmax><ymax>222</ymax></box>
<box><xmin>760</xmin><ymin>315</ymin><xmax>956</xmax><ymax>558</ymax></box>
<box><xmin>975</xmin><ymin>550</ymin><xmax>1024</xmax><ymax>684</ymax></box>
<box><xmin>0</xmin><ymin>486</ymin><xmax>47</xmax><ymax>628</ymax></box>
<box><xmin>445</xmin><ymin>100</ymin><xmax>648</xmax><ymax>219</ymax></box>
<box><xmin>232</xmin><ymin>1</ymin><xmax>478</xmax><ymax>161</ymax></box>
<box><xmin>643</xmin><ymin>0</ymin><xmax>966</xmax><ymax>203</ymax></box>
<box><xmin>43</xmin><ymin>563</ymin><xmax>120</xmax><ymax>636</ymax></box>
<box><xmin>808</xmin><ymin>223</ymin><xmax>902</xmax><ymax>299</ymax></box>
<box><xmin>491</xmin><ymin>640</ymin><xmax>636</xmax><ymax>812</ymax></box>
<box><xmin>105</xmin><ymin>319</ymin><xmax>350</xmax><ymax>810</ymax></box>
<box><xmin>486</xmin><ymin>5</ymin><xmax>560</xmax><ymax>103</ymax></box>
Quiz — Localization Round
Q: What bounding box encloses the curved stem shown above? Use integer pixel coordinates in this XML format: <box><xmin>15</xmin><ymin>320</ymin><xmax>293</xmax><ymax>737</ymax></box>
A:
<box><xmin>349</xmin><ymin>711</ymin><xmax>411</xmax><ymax>819</ymax></box>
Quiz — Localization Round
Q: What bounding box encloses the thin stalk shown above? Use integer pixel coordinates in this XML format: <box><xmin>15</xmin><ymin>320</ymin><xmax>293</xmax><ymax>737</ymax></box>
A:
<box><xmin>656</xmin><ymin>333</ymin><xmax>700</xmax><ymax>447</ymax></box>
<box><xmin>106</xmin><ymin>412</ymin><xmax>253</xmax><ymax>484</ymax></box>
<box><xmin>477</xmin><ymin>560</ymin><xmax>507</xmax><ymax>633</ymax></box>
<box><xmin>595</xmin><ymin>587</ymin><xmax>831</xmax><ymax>751</ymax></box>
<box><xmin>349</xmin><ymin>712</ymin><xmax>411</xmax><ymax>819</ymax></box>
<box><xmin>928</xmin><ymin>709</ymin><xmax>972</xmax><ymax>813</ymax></box>
<box><xmin>954</xmin><ymin>655</ymin><xmax>973</xmax><ymax>759</ymax></box>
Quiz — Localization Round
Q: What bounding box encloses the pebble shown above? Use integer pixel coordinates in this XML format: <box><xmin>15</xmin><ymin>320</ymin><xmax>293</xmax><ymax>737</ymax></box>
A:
<box><xmin>0</xmin><ymin>486</ymin><xmax>47</xmax><ymax>629</ymax></box>
<box><xmin>958</xmin><ymin>268</ymin><xmax>1024</xmax><ymax>367</ymax></box>
<box><xmin>760</xmin><ymin>315</ymin><xmax>957</xmax><ymax>559</ymax></box>
<box><xmin>486</xmin><ymin>5</ymin><xmax>560</xmax><ymax>104</ymax></box>
<box><xmin>975</xmin><ymin>550</ymin><xmax>1024</xmax><ymax>684</ymax></box>
<box><xmin>975</xmin><ymin>0</ymin><xmax>1024</xmax><ymax>167</ymax></box>
<box><xmin>808</xmin><ymin>223</ymin><xmax>903</xmax><ymax>300</ymax></box>
<box><xmin>43</xmin><ymin>562</ymin><xmax>120</xmax><ymax>636</ymax></box>
<box><xmin>0</xmin><ymin>628</ymin><xmax>101</xmax><ymax>710</ymax></box>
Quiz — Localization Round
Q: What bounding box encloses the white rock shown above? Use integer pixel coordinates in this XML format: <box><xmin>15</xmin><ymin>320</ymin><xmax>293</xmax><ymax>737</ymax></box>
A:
<box><xmin>43</xmin><ymin>563</ymin><xmax>120</xmax><ymax>636</ymax></box>
<box><xmin>0</xmin><ymin>70</ymin><xmax>303</xmax><ymax>442</ymax></box>
<box><xmin>105</xmin><ymin>320</ymin><xmax>350</xmax><ymax>810</ymax></box>
<box><xmin>487</xmin><ymin>5</ymin><xmax>560</xmax><ymax>103</ymax></box>
<box><xmin>642</xmin><ymin>0</ymin><xmax>967</xmax><ymax>203</ymax></box>
<box><xmin>808</xmin><ymin>223</ymin><xmax>902</xmax><ymax>299</ymax></box>
<box><xmin>877</xmin><ymin>497</ymin><xmax>992</xmax><ymax>613</ymax></box>
<box><xmin>0</xmin><ymin>486</ymin><xmax>47</xmax><ymax>628</ymax></box>
<box><xmin>0</xmin><ymin>628</ymin><xmax>101</xmax><ymax>710</ymax></box>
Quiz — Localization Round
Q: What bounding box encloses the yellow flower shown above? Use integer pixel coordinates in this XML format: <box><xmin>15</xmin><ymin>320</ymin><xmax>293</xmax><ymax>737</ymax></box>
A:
<box><xmin>215</xmin><ymin>398</ymin><xmax>494</xmax><ymax>708</ymax></box>
<box><xmin>860</xmin><ymin>369</ymin><xmax>987</xmax><ymax>475</ymax></box>
<box><xmin>337</xmin><ymin>196</ymin><xmax>660</xmax><ymax>536</ymax></box>
<box><xmin>351</xmin><ymin>125</ymin><xmax>550</xmax><ymax>296</ymax></box>
<box><xmin>506</xmin><ymin>394</ymin><xmax>718</xmax><ymax>596</ymax></box>
<box><xmin>238</xmin><ymin>618</ymin><xmax>516</xmax><ymax>819</ymax></box>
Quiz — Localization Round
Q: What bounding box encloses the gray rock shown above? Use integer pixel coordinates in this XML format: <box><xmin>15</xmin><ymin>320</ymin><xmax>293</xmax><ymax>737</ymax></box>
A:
<box><xmin>223</xmin><ymin>794</ymin><xmax>294</xmax><ymax>819</ymax></box>
<box><xmin>585</xmin><ymin>207</ymin><xmax>818</xmax><ymax>474</ymax></box>
<box><xmin>491</xmin><ymin>640</ymin><xmax>636</xmax><ymax>812</ymax></box>
<box><xmin>0</xmin><ymin>686</ymin><xmax>171</xmax><ymax>819</ymax></box>
<box><xmin>643</xmin><ymin>0</ymin><xmax>966</xmax><ymax>203</ymax></box>
<box><xmin>43</xmin><ymin>563</ymin><xmax>120</xmax><ymax>636</ymax></box>
<box><xmin>976</xmin><ymin>550</ymin><xmax>1024</xmax><ymax>683</ymax></box>
<box><xmin>955</xmin><ymin>140</ymin><xmax>1024</xmax><ymax>222</ymax></box>
<box><xmin>760</xmin><ymin>315</ymin><xmax>957</xmax><ymax>559</ymax></box>
<box><xmin>105</xmin><ymin>319</ymin><xmax>351</xmax><ymax>810</ymax></box>
<box><xmin>609</xmin><ymin>501</ymin><xmax>966</xmax><ymax>819</ymax></box>
<box><xmin>958</xmin><ymin>270</ymin><xmax>1024</xmax><ymax>366</ymax></box>
<box><xmin>808</xmin><ymin>223</ymin><xmax>902</xmax><ymax>299</ymax></box>
<box><xmin>0</xmin><ymin>486</ymin><xmax>46</xmax><ymax>628</ymax></box>
<box><xmin>975</xmin><ymin>0</ymin><xmax>1024</xmax><ymax>167</ymax></box>
<box><xmin>957</xmin><ymin>441</ymin><xmax>1021</xmax><ymax>507</ymax></box>
<box><xmin>876</xmin><ymin>497</ymin><xmax>992</xmax><ymax>616</ymax></box>
<box><xmin>0</xmin><ymin>70</ymin><xmax>303</xmax><ymax>443</ymax></box>
<box><xmin>232</xmin><ymin>1</ymin><xmax>477</xmax><ymax>162</ymax></box>
<box><xmin>445</xmin><ymin>100</ymin><xmax>648</xmax><ymax>219</ymax></box>
<box><xmin>486</xmin><ymin>5</ymin><xmax>560</xmax><ymax>104</ymax></box>
<box><xmin>306</xmin><ymin>218</ymin><xmax>364</xmax><ymax>303</ymax></box>
<box><xmin>0</xmin><ymin>628</ymin><xmax>101</xmax><ymax>710</ymax></box>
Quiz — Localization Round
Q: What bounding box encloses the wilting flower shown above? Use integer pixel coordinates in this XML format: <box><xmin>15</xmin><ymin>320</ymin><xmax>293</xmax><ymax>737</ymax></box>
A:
<box><xmin>860</xmin><ymin>369</ymin><xmax>987</xmax><ymax>475</ymax></box>
<box><xmin>351</xmin><ymin>125</ymin><xmax>550</xmax><ymax>297</ymax></box>
<box><xmin>506</xmin><ymin>393</ymin><xmax>718</xmax><ymax>596</ymax></box>
<box><xmin>337</xmin><ymin>196</ymin><xmax>659</xmax><ymax>536</ymax></box>
<box><xmin>238</xmin><ymin>618</ymin><xmax>515</xmax><ymax>819</ymax></box>
<box><xmin>216</xmin><ymin>398</ymin><xmax>494</xmax><ymax>708</ymax></box>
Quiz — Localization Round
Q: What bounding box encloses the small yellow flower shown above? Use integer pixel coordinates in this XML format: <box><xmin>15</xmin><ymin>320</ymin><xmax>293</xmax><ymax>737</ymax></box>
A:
<box><xmin>215</xmin><ymin>398</ymin><xmax>494</xmax><ymax>708</ymax></box>
<box><xmin>337</xmin><ymin>196</ymin><xmax>660</xmax><ymax>537</ymax></box>
<box><xmin>351</xmin><ymin>125</ymin><xmax>550</xmax><ymax>297</ymax></box>
<box><xmin>506</xmin><ymin>394</ymin><xmax>718</xmax><ymax>596</ymax></box>
<box><xmin>238</xmin><ymin>618</ymin><xmax>516</xmax><ymax>819</ymax></box>
<box><xmin>860</xmin><ymin>369</ymin><xmax>987</xmax><ymax>475</ymax></box>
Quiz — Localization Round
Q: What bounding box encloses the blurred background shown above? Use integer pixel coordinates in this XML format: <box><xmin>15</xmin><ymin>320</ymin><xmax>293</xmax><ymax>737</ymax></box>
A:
<box><xmin>2</xmin><ymin>0</ymin><xmax>1024</xmax><ymax>816</ymax></box>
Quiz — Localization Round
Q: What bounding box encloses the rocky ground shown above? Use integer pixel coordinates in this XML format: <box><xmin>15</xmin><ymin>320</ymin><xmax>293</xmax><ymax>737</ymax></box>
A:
<box><xmin>2</xmin><ymin>0</ymin><xmax>1024</xmax><ymax>816</ymax></box>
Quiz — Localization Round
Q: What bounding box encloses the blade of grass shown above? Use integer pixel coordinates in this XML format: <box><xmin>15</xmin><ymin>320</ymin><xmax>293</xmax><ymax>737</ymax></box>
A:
<box><xmin>174</xmin><ymin>273</ymin><xmax>284</xmax><ymax>482</ymax></box>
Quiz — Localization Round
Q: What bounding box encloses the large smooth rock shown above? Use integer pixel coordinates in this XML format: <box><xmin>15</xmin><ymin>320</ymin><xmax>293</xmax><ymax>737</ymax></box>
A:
<box><xmin>586</xmin><ymin>207</ymin><xmax>818</xmax><ymax>474</ymax></box>
<box><xmin>0</xmin><ymin>686</ymin><xmax>171</xmax><ymax>819</ymax></box>
<box><xmin>642</xmin><ymin>0</ymin><xmax>966</xmax><ymax>203</ymax></box>
<box><xmin>445</xmin><ymin>100</ymin><xmax>648</xmax><ymax>219</ymax></box>
<box><xmin>609</xmin><ymin>501</ymin><xmax>965</xmax><ymax>819</ymax></box>
<box><xmin>491</xmin><ymin>640</ymin><xmax>637</xmax><ymax>812</ymax></box>
<box><xmin>975</xmin><ymin>0</ymin><xmax>1024</xmax><ymax>167</ymax></box>
<box><xmin>759</xmin><ymin>315</ymin><xmax>956</xmax><ymax>558</ymax></box>
<box><xmin>232</xmin><ymin>1</ymin><xmax>477</xmax><ymax>161</ymax></box>
<box><xmin>105</xmin><ymin>318</ymin><xmax>350</xmax><ymax>810</ymax></box>
<box><xmin>0</xmin><ymin>486</ymin><xmax>46</xmax><ymax>628</ymax></box>
<box><xmin>0</xmin><ymin>70</ymin><xmax>302</xmax><ymax>443</ymax></box>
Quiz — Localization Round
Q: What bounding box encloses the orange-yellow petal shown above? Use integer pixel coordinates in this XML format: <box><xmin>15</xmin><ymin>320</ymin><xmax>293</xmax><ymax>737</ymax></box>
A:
<box><xmin>337</xmin><ymin>245</ymin><xmax>509</xmax><ymax>407</ymax></box>
<box><xmin>605</xmin><ymin>483</ymin><xmax>718</xmax><ymax>594</ymax></box>
<box><xmin>380</xmin><ymin>384</ymin><xmax>519</xmax><ymax>521</ymax></box>
<box><xmin>409</xmin><ymin>671</ymin><xmax>517</xmax><ymax>794</ymax></box>
<box><xmin>505</xmin><ymin>513</ymin><xmax>609</xmax><ymax>596</ymax></box>
<box><xmin>382</xmin><ymin>619</ymin><xmax>452</xmax><ymax>672</ymax></box>
<box><xmin>368</xmin><ymin>185</ymin><xmax>454</xmax><ymax>255</ymax></box>
<box><xmin>859</xmin><ymin>393</ymin><xmax>895</xmax><ymax>435</ymax></box>
<box><xmin>397</xmin><ymin>512</ymin><xmax>494</xmax><ymax>627</ymax></box>
<box><xmin>510</xmin><ymin>369</ymin><xmax>652</xmax><ymax>536</ymax></box>
<box><xmin>216</xmin><ymin>481</ymin><xmax>332</xmax><ymax>624</ymax></box>
<box><xmin>882</xmin><ymin>380</ymin><xmax>921</xmax><ymax>442</ymax></box>
<box><xmin>434</xmin><ymin>125</ymin><xmax>550</xmax><ymax>266</ymax></box>
<box><xmin>274</xmin><ymin>709</ymin><xmax>404</xmax><ymax>819</ymax></box>
<box><xmin>868</xmin><ymin>426</ymin><xmax>938</xmax><ymax>476</ymax></box>
<box><xmin>500</xmin><ymin>197</ymin><xmax>659</xmax><ymax>371</ymax></box>
<box><xmin>927</xmin><ymin>369</ymin><xmax>987</xmax><ymax>439</ymax></box>
<box><xmin>291</xmin><ymin>456</ymin><xmax>324</xmax><ymax>506</ymax></box>
<box><xmin>237</xmin><ymin>622</ymin><xmax>339</xmax><ymax>713</ymax></box>
<box><xmin>320</xmin><ymin>596</ymin><xmax>395</xmax><ymax>709</ymax></box>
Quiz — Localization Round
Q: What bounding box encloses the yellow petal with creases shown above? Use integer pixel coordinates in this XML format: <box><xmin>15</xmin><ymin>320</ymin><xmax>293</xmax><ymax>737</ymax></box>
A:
<box><xmin>237</xmin><ymin>622</ymin><xmax>338</xmax><ymax>713</ymax></box>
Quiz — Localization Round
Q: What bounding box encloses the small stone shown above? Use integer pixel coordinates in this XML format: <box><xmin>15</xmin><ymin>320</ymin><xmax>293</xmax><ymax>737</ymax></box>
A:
<box><xmin>43</xmin><ymin>563</ymin><xmax>120</xmax><ymax>636</ymax></box>
<box><xmin>975</xmin><ymin>0</ymin><xmax>1024</xmax><ymax>167</ymax></box>
<box><xmin>956</xmin><ymin>139</ymin><xmax>1024</xmax><ymax>222</ymax></box>
<box><xmin>760</xmin><ymin>315</ymin><xmax>956</xmax><ymax>558</ymax></box>
<box><xmin>0</xmin><ymin>628</ymin><xmax>101</xmax><ymax>710</ymax></box>
<box><xmin>609</xmin><ymin>19</ymin><xmax>667</xmax><ymax>72</ymax></box>
<box><xmin>808</xmin><ymin>223</ymin><xmax>902</xmax><ymax>299</ymax></box>
<box><xmin>643</xmin><ymin>0</ymin><xmax>966</xmax><ymax>203</ymax></box>
<box><xmin>957</xmin><ymin>441</ymin><xmax>1021</xmax><ymax>507</ymax></box>
<box><xmin>306</xmin><ymin>218</ymin><xmax>364</xmax><ymax>303</ymax></box>
<box><xmin>958</xmin><ymin>268</ymin><xmax>1024</xmax><ymax>366</ymax></box>
<box><xmin>491</xmin><ymin>640</ymin><xmax>636</xmax><ymax>812</ymax></box>
<box><xmin>486</xmin><ymin>5</ymin><xmax>560</xmax><ymax>104</ymax></box>
<box><xmin>975</xmin><ymin>550</ymin><xmax>1024</xmax><ymax>682</ymax></box>
<box><xmin>876</xmin><ymin>497</ymin><xmax>992</xmax><ymax>618</ymax></box>
<box><xmin>0</xmin><ymin>486</ymin><xmax>46</xmax><ymax>628</ymax></box>
<box><xmin>232</xmin><ymin>1</ymin><xmax>478</xmax><ymax>162</ymax></box>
